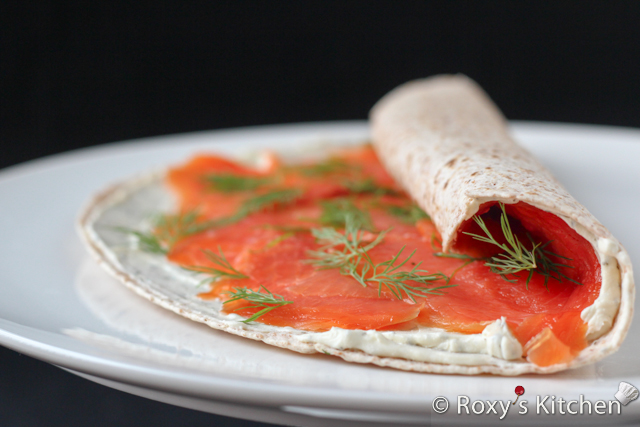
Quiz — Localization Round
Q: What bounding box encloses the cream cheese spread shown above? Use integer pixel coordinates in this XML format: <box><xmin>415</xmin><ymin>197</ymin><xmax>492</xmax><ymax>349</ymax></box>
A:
<box><xmin>296</xmin><ymin>317</ymin><xmax>523</xmax><ymax>364</ymax></box>
<box><xmin>581</xmin><ymin>237</ymin><xmax>622</xmax><ymax>340</ymax></box>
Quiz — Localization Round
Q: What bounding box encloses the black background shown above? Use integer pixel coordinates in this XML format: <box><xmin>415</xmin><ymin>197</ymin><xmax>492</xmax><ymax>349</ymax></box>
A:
<box><xmin>2</xmin><ymin>1</ymin><xmax>640</xmax><ymax>426</ymax></box>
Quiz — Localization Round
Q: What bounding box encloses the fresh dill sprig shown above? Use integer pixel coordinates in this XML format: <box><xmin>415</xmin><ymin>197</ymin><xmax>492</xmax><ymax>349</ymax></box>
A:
<box><xmin>353</xmin><ymin>248</ymin><xmax>452</xmax><ymax>302</ymax></box>
<box><xmin>184</xmin><ymin>247</ymin><xmax>249</xmax><ymax>285</ymax></box>
<box><xmin>386</xmin><ymin>204</ymin><xmax>431</xmax><ymax>224</ymax></box>
<box><xmin>533</xmin><ymin>239</ymin><xmax>583</xmax><ymax>288</ymax></box>
<box><xmin>463</xmin><ymin>203</ymin><xmax>582</xmax><ymax>289</ymax></box>
<box><xmin>318</xmin><ymin>198</ymin><xmax>374</xmax><ymax>231</ymax></box>
<box><xmin>265</xmin><ymin>231</ymin><xmax>295</xmax><ymax>248</ymax></box>
<box><xmin>430</xmin><ymin>233</ymin><xmax>484</xmax><ymax>282</ymax></box>
<box><xmin>343</xmin><ymin>178</ymin><xmax>398</xmax><ymax>196</ymax></box>
<box><xmin>430</xmin><ymin>233</ymin><xmax>442</xmax><ymax>251</ymax></box>
<box><xmin>224</xmin><ymin>285</ymin><xmax>293</xmax><ymax>323</ymax></box>
<box><xmin>123</xmin><ymin>190</ymin><xmax>302</xmax><ymax>253</ymax></box>
<box><xmin>121</xmin><ymin>230</ymin><xmax>166</xmax><ymax>254</ymax></box>
<box><xmin>259</xmin><ymin>224</ymin><xmax>311</xmax><ymax>233</ymax></box>
<box><xmin>431</xmin><ymin>234</ymin><xmax>482</xmax><ymax>260</ymax></box>
<box><xmin>307</xmin><ymin>215</ymin><xmax>387</xmax><ymax>270</ymax></box>
<box><xmin>204</xmin><ymin>173</ymin><xmax>272</xmax><ymax>193</ymax></box>
<box><xmin>120</xmin><ymin>210</ymin><xmax>213</xmax><ymax>254</ymax></box>
<box><xmin>211</xmin><ymin>188</ymin><xmax>303</xmax><ymax>227</ymax></box>
<box><xmin>434</xmin><ymin>252</ymin><xmax>485</xmax><ymax>261</ymax></box>
<box><xmin>234</xmin><ymin>188</ymin><xmax>303</xmax><ymax>219</ymax></box>
<box><xmin>307</xmin><ymin>215</ymin><xmax>452</xmax><ymax>302</ymax></box>
<box><xmin>298</xmin><ymin>158</ymin><xmax>353</xmax><ymax>176</ymax></box>
<box><xmin>463</xmin><ymin>203</ymin><xmax>538</xmax><ymax>285</ymax></box>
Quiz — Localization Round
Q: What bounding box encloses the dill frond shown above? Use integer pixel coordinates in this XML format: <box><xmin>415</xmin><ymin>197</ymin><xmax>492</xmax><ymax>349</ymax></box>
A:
<box><xmin>386</xmin><ymin>204</ymin><xmax>431</xmax><ymax>224</ymax></box>
<box><xmin>318</xmin><ymin>198</ymin><xmax>374</xmax><ymax>231</ymax></box>
<box><xmin>307</xmin><ymin>214</ymin><xmax>386</xmax><ymax>270</ymax></box>
<box><xmin>343</xmin><ymin>178</ymin><xmax>398</xmax><ymax>196</ymax></box>
<box><xmin>298</xmin><ymin>158</ymin><xmax>353</xmax><ymax>176</ymax></box>
<box><xmin>234</xmin><ymin>188</ymin><xmax>303</xmax><ymax>219</ymax></box>
<box><xmin>120</xmin><ymin>210</ymin><xmax>214</xmax><ymax>254</ymax></box>
<box><xmin>434</xmin><ymin>252</ymin><xmax>485</xmax><ymax>261</ymax></box>
<box><xmin>355</xmin><ymin>247</ymin><xmax>452</xmax><ymax>302</ymax></box>
<box><xmin>122</xmin><ymin>189</ymin><xmax>302</xmax><ymax>253</ymax></box>
<box><xmin>184</xmin><ymin>247</ymin><xmax>249</xmax><ymax>285</ymax></box>
<box><xmin>533</xmin><ymin>238</ymin><xmax>584</xmax><ymax>289</ymax></box>
<box><xmin>307</xmin><ymin>216</ymin><xmax>452</xmax><ymax>302</ymax></box>
<box><xmin>204</xmin><ymin>174</ymin><xmax>272</xmax><ymax>193</ymax></box>
<box><xmin>264</xmin><ymin>231</ymin><xmax>295</xmax><ymax>248</ymax></box>
<box><xmin>463</xmin><ymin>203</ymin><xmax>582</xmax><ymax>289</ymax></box>
<box><xmin>463</xmin><ymin>203</ymin><xmax>538</xmax><ymax>285</ymax></box>
<box><xmin>224</xmin><ymin>285</ymin><xmax>293</xmax><ymax>323</ymax></box>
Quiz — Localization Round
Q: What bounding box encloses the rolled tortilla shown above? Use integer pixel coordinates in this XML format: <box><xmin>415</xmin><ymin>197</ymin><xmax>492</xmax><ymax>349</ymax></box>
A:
<box><xmin>370</xmin><ymin>75</ymin><xmax>634</xmax><ymax>363</ymax></box>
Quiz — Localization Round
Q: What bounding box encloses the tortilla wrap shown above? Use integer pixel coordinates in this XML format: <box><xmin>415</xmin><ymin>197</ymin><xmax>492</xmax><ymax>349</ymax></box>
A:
<box><xmin>78</xmin><ymin>76</ymin><xmax>634</xmax><ymax>375</ymax></box>
<box><xmin>370</xmin><ymin>74</ymin><xmax>634</xmax><ymax>368</ymax></box>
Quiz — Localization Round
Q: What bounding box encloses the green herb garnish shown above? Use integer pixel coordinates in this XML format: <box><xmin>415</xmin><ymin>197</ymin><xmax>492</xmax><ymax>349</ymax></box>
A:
<box><xmin>434</xmin><ymin>252</ymin><xmax>485</xmax><ymax>261</ymax></box>
<box><xmin>264</xmin><ymin>232</ymin><xmax>296</xmax><ymax>248</ymax></box>
<box><xmin>464</xmin><ymin>203</ymin><xmax>582</xmax><ymax>289</ymax></box>
<box><xmin>533</xmin><ymin>239</ymin><xmax>584</xmax><ymax>289</ymax></box>
<box><xmin>234</xmin><ymin>188</ymin><xmax>303</xmax><ymax>219</ymax></box>
<box><xmin>120</xmin><ymin>210</ymin><xmax>213</xmax><ymax>254</ymax></box>
<box><xmin>318</xmin><ymin>198</ymin><xmax>374</xmax><ymax>231</ymax></box>
<box><xmin>123</xmin><ymin>230</ymin><xmax>166</xmax><ymax>254</ymax></box>
<box><xmin>298</xmin><ymin>158</ymin><xmax>353</xmax><ymax>176</ymax></box>
<box><xmin>355</xmin><ymin>247</ymin><xmax>452</xmax><ymax>302</ymax></box>
<box><xmin>259</xmin><ymin>224</ymin><xmax>311</xmax><ymax>233</ymax></box>
<box><xmin>307</xmin><ymin>216</ymin><xmax>452</xmax><ymax>302</ymax></box>
<box><xmin>121</xmin><ymin>190</ymin><xmax>301</xmax><ymax>253</ymax></box>
<box><xmin>386</xmin><ymin>204</ymin><xmax>431</xmax><ymax>224</ymax></box>
<box><xmin>463</xmin><ymin>203</ymin><xmax>538</xmax><ymax>285</ymax></box>
<box><xmin>343</xmin><ymin>178</ymin><xmax>398</xmax><ymax>196</ymax></box>
<box><xmin>429</xmin><ymin>233</ymin><xmax>485</xmax><ymax>281</ymax></box>
<box><xmin>224</xmin><ymin>285</ymin><xmax>293</xmax><ymax>323</ymax></box>
<box><xmin>184</xmin><ymin>247</ymin><xmax>249</xmax><ymax>285</ymax></box>
<box><xmin>204</xmin><ymin>174</ymin><xmax>272</xmax><ymax>193</ymax></box>
<box><xmin>307</xmin><ymin>214</ymin><xmax>387</xmax><ymax>270</ymax></box>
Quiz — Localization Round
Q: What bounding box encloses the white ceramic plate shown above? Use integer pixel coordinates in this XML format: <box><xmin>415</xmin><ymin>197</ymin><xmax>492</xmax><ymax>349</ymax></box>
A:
<box><xmin>1</xmin><ymin>122</ymin><xmax>639</xmax><ymax>426</ymax></box>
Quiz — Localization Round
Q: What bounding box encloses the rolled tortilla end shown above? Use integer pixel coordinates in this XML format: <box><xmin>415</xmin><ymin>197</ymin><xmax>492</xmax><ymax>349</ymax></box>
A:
<box><xmin>370</xmin><ymin>75</ymin><xmax>634</xmax><ymax>368</ymax></box>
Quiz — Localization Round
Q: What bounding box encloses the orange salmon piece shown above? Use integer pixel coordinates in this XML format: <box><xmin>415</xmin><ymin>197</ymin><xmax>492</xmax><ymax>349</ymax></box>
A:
<box><xmin>226</xmin><ymin>295</ymin><xmax>423</xmax><ymax>331</ymax></box>
<box><xmin>514</xmin><ymin>311</ymin><xmax>588</xmax><ymax>356</ymax></box>
<box><xmin>182</xmin><ymin>231</ymin><xmax>423</xmax><ymax>331</ymax></box>
<box><xmin>524</xmin><ymin>328</ymin><xmax>574</xmax><ymax>367</ymax></box>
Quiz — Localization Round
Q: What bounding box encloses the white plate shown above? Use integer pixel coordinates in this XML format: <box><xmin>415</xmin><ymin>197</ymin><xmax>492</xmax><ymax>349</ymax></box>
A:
<box><xmin>1</xmin><ymin>121</ymin><xmax>639</xmax><ymax>426</ymax></box>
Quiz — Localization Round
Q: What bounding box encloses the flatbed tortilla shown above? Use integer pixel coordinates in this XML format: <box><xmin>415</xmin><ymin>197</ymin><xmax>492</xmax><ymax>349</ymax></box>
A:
<box><xmin>78</xmin><ymin>75</ymin><xmax>634</xmax><ymax>375</ymax></box>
